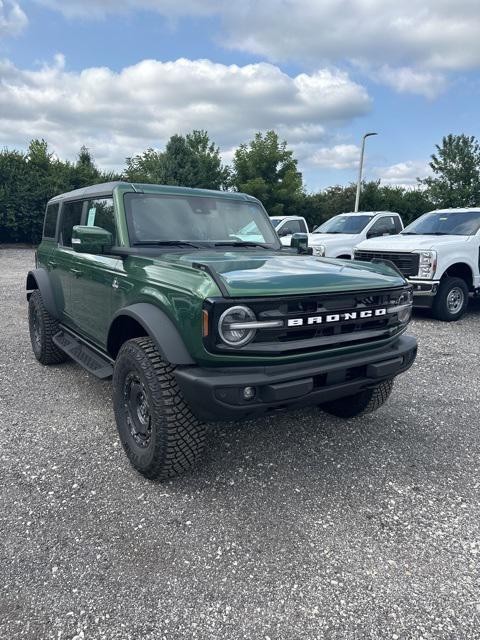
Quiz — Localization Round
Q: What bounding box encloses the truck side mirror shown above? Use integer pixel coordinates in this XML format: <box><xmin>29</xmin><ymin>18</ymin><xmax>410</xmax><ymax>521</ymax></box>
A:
<box><xmin>291</xmin><ymin>232</ymin><xmax>312</xmax><ymax>254</ymax></box>
<box><xmin>72</xmin><ymin>225</ymin><xmax>113</xmax><ymax>254</ymax></box>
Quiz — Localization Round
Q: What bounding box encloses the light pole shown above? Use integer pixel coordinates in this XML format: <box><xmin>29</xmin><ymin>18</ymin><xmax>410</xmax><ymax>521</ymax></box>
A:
<box><xmin>354</xmin><ymin>132</ymin><xmax>378</xmax><ymax>212</ymax></box>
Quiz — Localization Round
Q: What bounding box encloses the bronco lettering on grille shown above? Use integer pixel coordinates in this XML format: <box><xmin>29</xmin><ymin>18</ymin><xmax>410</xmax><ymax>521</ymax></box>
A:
<box><xmin>287</xmin><ymin>308</ymin><xmax>387</xmax><ymax>327</ymax></box>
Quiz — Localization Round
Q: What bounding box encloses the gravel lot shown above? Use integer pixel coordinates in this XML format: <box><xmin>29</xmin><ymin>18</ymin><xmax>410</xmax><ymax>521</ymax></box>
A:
<box><xmin>1</xmin><ymin>247</ymin><xmax>479</xmax><ymax>640</ymax></box>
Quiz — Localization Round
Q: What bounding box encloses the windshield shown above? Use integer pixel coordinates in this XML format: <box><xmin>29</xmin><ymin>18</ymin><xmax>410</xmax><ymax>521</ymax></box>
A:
<box><xmin>314</xmin><ymin>214</ymin><xmax>375</xmax><ymax>234</ymax></box>
<box><xmin>402</xmin><ymin>210</ymin><xmax>480</xmax><ymax>236</ymax></box>
<box><xmin>124</xmin><ymin>193</ymin><xmax>280</xmax><ymax>248</ymax></box>
<box><xmin>270</xmin><ymin>217</ymin><xmax>283</xmax><ymax>228</ymax></box>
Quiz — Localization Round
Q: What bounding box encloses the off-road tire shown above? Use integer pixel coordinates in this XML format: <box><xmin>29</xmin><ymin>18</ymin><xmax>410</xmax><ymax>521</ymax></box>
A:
<box><xmin>113</xmin><ymin>337</ymin><xmax>206</xmax><ymax>480</ymax></box>
<box><xmin>432</xmin><ymin>276</ymin><xmax>469</xmax><ymax>321</ymax></box>
<box><xmin>320</xmin><ymin>378</ymin><xmax>394</xmax><ymax>418</ymax></box>
<box><xmin>28</xmin><ymin>290</ymin><xmax>68</xmax><ymax>365</ymax></box>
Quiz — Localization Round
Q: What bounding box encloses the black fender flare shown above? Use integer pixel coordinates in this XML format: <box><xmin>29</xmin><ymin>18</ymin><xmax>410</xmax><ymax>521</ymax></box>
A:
<box><xmin>26</xmin><ymin>268</ymin><xmax>59</xmax><ymax>318</ymax></box>
<box><xmin>108</xmin><ymin>303</ymin><xmax>195</xmax><ymax>365</ymax></box>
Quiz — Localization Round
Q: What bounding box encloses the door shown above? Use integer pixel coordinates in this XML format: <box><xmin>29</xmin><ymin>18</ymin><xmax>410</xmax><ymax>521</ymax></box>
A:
<box><xmin>67</xmin><ymin>197</ymin><xmax>120</xmax><ymax>347</ymax></box>
<box><xmin>53</xmin><ymin>199</ymin><xmax>85</xmax><ymax>323</ymax></box>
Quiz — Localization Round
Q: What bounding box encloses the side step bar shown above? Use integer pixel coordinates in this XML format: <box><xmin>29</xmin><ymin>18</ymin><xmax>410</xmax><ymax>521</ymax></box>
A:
<box><xmin>53</xmin><ymin>330</ymin><xmax>114</xmax><ymax>379</ymax></box>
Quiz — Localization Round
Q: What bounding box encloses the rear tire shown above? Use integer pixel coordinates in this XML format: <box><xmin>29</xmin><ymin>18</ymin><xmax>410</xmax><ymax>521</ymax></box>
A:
<box><xmin>320</xmin><ymin>378</ymin><xmax>394</xmax><ymax>418</ymax></box>
<box><xmin>432</xmin><ymin>276</ymin><xmax>468</xmax><ymax>321</ymax></box>
<box><xmin>113</xmin><ymin>337</ymin><xmax>206</xmax><ymax>480</ymax></box>
<box><xmin>28</xmin><ymin>290</ymin><xmax>68</xmax><ymax>365</ymax></box>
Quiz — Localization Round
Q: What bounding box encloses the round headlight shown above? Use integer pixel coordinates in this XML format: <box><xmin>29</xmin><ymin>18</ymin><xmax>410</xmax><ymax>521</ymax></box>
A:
<box><xmin>218</xmin><ymin>306</ymin><xmax>256</xmax><ymax>347</ymax></box>
<box><xmin>395</xmin><ymin>289</ymin><xmax>413</xmax><ymax>324</ymax></box>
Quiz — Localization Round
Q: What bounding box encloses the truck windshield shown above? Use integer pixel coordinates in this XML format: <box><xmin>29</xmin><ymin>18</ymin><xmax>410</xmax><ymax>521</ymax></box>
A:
<box><xmin>124</xmin><ymin>193</ymin><xmax>280</xmax><ymax>248</ymax></box>
<box><xmin>314</xmin><ymin>214</ymin><xmax>374</xmax><ymax>234</ymax></box>
<box><xmin>402</xmin><ymin>211</ymin><xmax>480</xmax><ymax>236</ymax></box>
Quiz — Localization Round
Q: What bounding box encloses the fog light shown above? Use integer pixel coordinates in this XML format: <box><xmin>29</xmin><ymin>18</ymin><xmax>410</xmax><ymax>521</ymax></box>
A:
<box><xmin>243</xmin><ymin>386</ymin><xmax>256</xmax><ymax>400</ymax></box>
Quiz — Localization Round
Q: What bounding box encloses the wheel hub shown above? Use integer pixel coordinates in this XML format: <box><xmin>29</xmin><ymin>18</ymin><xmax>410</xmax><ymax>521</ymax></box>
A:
<box><xmin>124</xmin><ymin>373</ymin><xmax>152</xmax><ymax>448</ymax></box>
<box><xmin>446</xmin><ymin>287</ymin><xmax>465</xmax><ymax>314</ymax></box>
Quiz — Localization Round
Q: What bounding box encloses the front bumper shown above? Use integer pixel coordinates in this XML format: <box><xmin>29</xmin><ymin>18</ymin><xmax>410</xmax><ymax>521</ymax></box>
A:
<box><xmin>175</xmin><ymin>334</ymin><xmax>417</xmax><ymax>421</ymax></box>
<box><xmin>407</xmin><ymin>279</ymin><xmax>439</xmax><ymax>308</ymax></box>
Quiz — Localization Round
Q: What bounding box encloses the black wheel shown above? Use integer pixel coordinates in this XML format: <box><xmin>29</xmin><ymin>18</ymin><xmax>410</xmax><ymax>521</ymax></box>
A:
<box><xmin>28</xmin><ymin>290</ymin><xmax>68</xmax><ymax>365</ymax></box>
<box><xmin>432</xmin><ymin>276</ymin><xmax>469</xmax><ymax>321</ymax></box>
<box><xmin>320</xmin><ymin>378</ymin><xmax>394</xmax><ymax>418</ymax></box>
<box><xmin>112</xmin><ymin>337</ymin><xmax>206</xmax><ymax>480</ymax></box>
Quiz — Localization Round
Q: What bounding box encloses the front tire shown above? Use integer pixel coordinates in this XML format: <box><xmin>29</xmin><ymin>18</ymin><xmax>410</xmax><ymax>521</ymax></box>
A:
<box><xmin>28</xmin><ymin>290</ymin><xmax>68</xmax><ymax>365</ymax></box>
<box><xmin>432</xmin><ymin>276</ymin><xmax>468</xmax><ymax>321</ymax></box>
<box><xmin>320</xmin><ymin>378</ymin><xmax>394</xmax><ymax>418</ymax></box>
<box><xmin>113</xmin><ymin>337</ymin><xmax>206</xmax><ymax>480</ymax></box>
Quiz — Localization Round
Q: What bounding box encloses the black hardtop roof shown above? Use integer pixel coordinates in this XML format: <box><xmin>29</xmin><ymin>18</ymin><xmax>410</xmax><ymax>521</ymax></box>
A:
<box><xmin>48</xmin><ymin>182</ymin><xmax>259</xmax><ymax>204</ymax></box>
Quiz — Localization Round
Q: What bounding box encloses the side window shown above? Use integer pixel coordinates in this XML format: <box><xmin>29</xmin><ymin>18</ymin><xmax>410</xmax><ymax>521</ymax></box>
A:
<box><xmin>369</xmin><ymin>216</ymin><xmax>397</xmax><ymax>237</ymax></box>
<box><xmin>43</xmin><ymin>203</ymin><xmax>59</xmax><ymax>239</ymax></box>
<box><xmin>60</xmin><ymin>200</ymin><xmax>84</xmax><ymax>247</ymax></box>
<box><xmin>86</xmin><ymin>197</ymin><xmax>117</xmax><ymax>244</ymax></box>
<box><xmin>394</xmin><ymin>216</ymin><xmax>403</xmax><ymax>233</ymax></box>
<box><xmin>299</xmin><ymin>219</ymin><xmax>308</xmax><ymax>233</ymax></box>
<box><xmin>281</xmin><ymin>220</ymin><xmax>302</xmax><ymax>235</ymax></box>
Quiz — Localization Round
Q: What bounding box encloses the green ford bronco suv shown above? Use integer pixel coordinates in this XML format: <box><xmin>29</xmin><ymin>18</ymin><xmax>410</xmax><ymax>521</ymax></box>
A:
<box><xmin>27</xmin><ymin>182</ymin><xmax>417</xmax><ymax>479</ymax></box>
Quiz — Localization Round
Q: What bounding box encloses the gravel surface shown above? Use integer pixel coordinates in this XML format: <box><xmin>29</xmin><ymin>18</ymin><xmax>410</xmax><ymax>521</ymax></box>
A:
<box><xmin>1</xmin><ymin>247</ymin><xmax>479</xmax><ymax>640</ymax></box>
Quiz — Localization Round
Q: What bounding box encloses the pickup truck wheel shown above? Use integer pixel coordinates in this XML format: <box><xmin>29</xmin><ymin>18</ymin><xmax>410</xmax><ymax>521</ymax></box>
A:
<box><xmin>432</xmin><ymin>277</ymin><xmax>469</xmax><ymax>321</ymax></box>
<box><xmin>28</xmin><ymin>290</ymin><xmax>68</xmax><ymax>365</ymax></box>
<box><xmin>320</xmin><ymin>378</ymin><xmax>394</xmax><ymax>418</ymax></box>
<box><xmin>113</xmin><ymin>337</ymin><xmax>206</xmax><ymax>480</ymax></box>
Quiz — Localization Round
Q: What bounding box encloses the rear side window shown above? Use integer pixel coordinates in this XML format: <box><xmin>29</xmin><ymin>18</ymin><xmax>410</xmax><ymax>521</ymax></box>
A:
<box><xmin>60</xmin><ymin>200</ymin><xmax>84</xmax><ymax>247</ymax></box>
<box><xmin>43</xmin><ymin>203</ymin><xmax>59</xmax><ymax>239</ymax></box>
<box><xmin>86</xmin><ymin>198</ymin><xmax>116</xmax><ymax>244</ymax></box>
<box><xmin>394</xmin><ymin>216</ymin><xmax>403</xmax><ymax>233</ymax></box>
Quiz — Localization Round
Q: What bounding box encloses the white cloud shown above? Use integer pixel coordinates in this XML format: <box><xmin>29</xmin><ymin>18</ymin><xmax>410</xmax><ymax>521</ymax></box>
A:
<box><xmin>0</xmin><ymin>0</ymin><xmax>27</xmax><ymax>36</ymax></box>
<box><xmin>374</xmin><ymin>161</ymin><xmax>431</xmax><ymax>187</ymax></box>
<box><xmin>309</xmin><ymin>144</ymin><xmax>360</xmax><ymax>170</ymax></box>
<box><xmin>35</xmin><ymin>1</ymin><xmax>480</xmax><ymax>95</ymax></box>
<box><xmin>0</xmin><ymin>55</ymin><xmax>370</xmax><ymax>169</ymax></box>
<box><xmin>364</xmin><ymin>65</ymin><xmax>447</xmax><ymax>99</ymax></box>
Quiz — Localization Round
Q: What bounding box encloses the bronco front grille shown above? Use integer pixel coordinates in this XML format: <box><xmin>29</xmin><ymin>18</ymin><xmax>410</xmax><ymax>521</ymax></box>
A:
<box><xmin>204</xmin><ymin>287</ymin><xmax>411</xmax><ymax>356</ymax></box>
<box><xmin>354</xmin><ymin>250</ymin><xmax>419</xmax><ymax>277</ymax></box>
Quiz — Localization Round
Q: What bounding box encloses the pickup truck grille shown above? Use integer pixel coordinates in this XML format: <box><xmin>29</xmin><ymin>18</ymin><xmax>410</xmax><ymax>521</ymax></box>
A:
<box><xmin>205</xmin><ymin>286</ymin><xmax>411</xmax><ymax>356</ymax></box>
<box><xmin>354</xmin><ymin>250</ymin><xmax>419</xmax><ymax>277</ymax></box>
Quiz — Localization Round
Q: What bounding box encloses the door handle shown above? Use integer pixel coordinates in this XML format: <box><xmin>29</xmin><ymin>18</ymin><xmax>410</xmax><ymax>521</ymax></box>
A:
<box><xmin>69</xmin><ymin>268</ymin><xmax>83</xmax><ymax>277</ymax></box>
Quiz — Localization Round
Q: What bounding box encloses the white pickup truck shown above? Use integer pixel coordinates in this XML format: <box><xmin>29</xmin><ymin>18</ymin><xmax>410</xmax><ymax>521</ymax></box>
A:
<box><xmin>308</xmin><ymin>211</ymin><xmax>403</xmax><ymax>258</ymax></box>
<box><xmin>354</xmin><ymin>207</ymin><xmax>480</xmax><ymax>321</ymax></box>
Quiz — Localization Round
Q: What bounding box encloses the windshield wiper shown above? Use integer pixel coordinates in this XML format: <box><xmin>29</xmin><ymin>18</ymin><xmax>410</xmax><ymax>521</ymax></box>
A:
<box><xmin>133</xmin><ymin>240</ymin><xmax>202</xmax><ymax>248</ymax></box>
<box><xmin>401</xmin><ymin>232</ymin><xmax>418</xmax><ymax>235</ymax></box>
<box><xmin>214</xmin><ymin>241</ymin><xmax>269</xmax><ymax>248</ymax></box>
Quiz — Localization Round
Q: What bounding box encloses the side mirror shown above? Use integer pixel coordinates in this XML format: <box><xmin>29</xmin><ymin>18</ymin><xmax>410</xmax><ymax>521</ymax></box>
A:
<box><xmin>72</xmin><ymin>225</ymin><xmax>113</xmax><ymax>254</ymax></box>
<box><xmin>367</xmin><ymin>230</ymin><xmax>382</xmax><ymax>239</ymax></box>
<box><xmin>291</xmin><ymin>232</ymin><xmax>312</xmax><ymax>254</ymax></box>
<box><xmin>277</xmin><ymin>228</ymin><xmax>289</xmax><ymax>237</ymax></box>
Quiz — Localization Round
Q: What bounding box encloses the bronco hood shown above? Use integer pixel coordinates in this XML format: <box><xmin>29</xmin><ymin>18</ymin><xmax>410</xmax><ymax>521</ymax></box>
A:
<box><xmin>162</xmin><ymin>249</ymin><xmax>406</xmax><ymax>297</ymax></box>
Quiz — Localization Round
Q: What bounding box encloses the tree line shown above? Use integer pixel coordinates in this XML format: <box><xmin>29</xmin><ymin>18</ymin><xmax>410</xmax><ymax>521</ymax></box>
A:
<box><xmin>1</xmin><ymin>130</ymin><xmax>479</xmax><ymax>244</ymax></box>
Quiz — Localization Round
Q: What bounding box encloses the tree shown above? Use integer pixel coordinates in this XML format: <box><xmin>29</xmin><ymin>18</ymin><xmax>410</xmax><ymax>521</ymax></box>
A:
<box><xmin>232</xmin><ymin>131</ymin><xmax>303</xmax><ymax>216</ymax></box>
<box><xmin>124</xmin><ymin>130</ymin><xmax>230</xmax><ymax>189</ymax></box>
<box><xmin>420</xmin><ymin>134</ymin><xmax>480</xmax><ymax>207</ymax></box>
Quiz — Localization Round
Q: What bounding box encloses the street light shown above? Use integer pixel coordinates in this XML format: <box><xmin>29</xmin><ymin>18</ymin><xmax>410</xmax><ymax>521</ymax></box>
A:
<box><xmin>354</xmin><ymin>132</ymin><xmax>378</xmax><ymax>212</ymax></box>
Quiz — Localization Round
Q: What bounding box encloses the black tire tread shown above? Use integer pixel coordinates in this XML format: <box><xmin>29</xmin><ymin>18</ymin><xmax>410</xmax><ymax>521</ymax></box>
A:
<box><xmin>28</xmin><ymin>290</ymin><xmax>68</xmax><ymax>365</ymax></box>
<box><xmin>321</xmin><ymin>378</ymin><xmax>394</xmax><ymax>418</ymax></box>
<box><xmin>113</xmin><ymin>337</ymin><xmax>206</xmax><ymax>480</ymax></box>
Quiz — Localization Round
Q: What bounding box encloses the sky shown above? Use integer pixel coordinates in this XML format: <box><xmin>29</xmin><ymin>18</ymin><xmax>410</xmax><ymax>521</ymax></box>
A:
<box><xmin>1</xmin><ymin>1</ymin><xmax>480</xmax><ymax>191</ymax></box>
